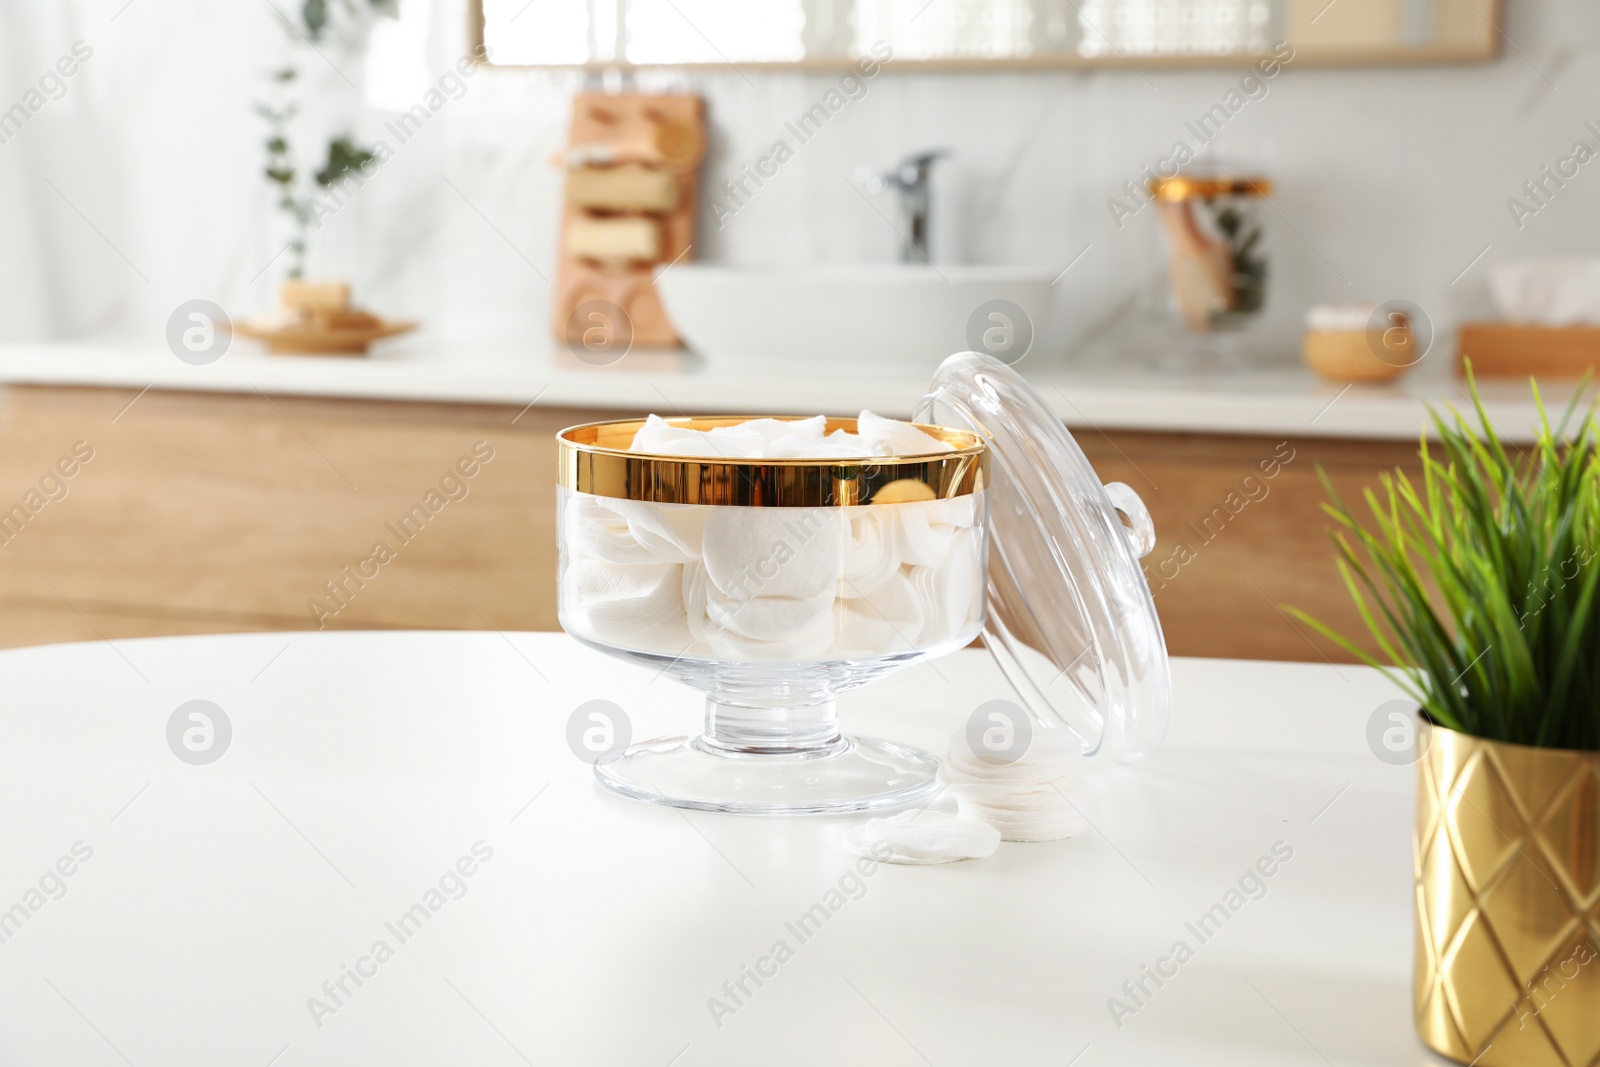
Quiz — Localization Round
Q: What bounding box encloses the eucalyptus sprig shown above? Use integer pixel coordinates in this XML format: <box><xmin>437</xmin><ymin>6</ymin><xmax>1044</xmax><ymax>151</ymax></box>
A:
<box><xmin>1292</xmin><ymin>366</ymin><xmax>1600</xmax><ymax>751</ymax></box>
<box><xmin>255</xmin><ymin>0</ymin><xmax>392</xmax><ymax>279</ymax></box>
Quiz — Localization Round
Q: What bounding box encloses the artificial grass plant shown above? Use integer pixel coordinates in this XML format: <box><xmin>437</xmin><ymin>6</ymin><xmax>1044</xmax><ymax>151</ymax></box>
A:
<box><xmin>1291</xmin><ymin>367</ymin><xmax>1600</xmax><ymax>751</ymax></box>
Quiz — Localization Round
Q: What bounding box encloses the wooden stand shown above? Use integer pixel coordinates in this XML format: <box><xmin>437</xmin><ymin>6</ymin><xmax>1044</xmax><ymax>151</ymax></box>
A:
<box><xmin>551</xmin><ymin>93</ymin><xmax>706</xmax><ymax>349</ymax></box>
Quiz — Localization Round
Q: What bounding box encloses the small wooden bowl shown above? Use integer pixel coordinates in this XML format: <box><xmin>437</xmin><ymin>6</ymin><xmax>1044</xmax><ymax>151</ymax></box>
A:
<box><xmin>1303</xmin><ymin>329</ymin><xmax>1413</xmax><ymax>384</ymax></box>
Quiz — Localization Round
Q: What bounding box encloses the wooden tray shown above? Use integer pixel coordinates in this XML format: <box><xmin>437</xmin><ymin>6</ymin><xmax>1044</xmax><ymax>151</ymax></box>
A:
<box><xmin>1457</xmin><ymin>322</ymin><xmax>1600</xmax><ymax>379</ymax></box>
<box><xmin>236</xmin><ymin>319</ymin><xmax>417</xmax><ymax>356</ymax></box>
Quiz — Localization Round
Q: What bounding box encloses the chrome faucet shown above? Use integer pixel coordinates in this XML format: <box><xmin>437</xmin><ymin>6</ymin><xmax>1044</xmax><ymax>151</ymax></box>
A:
<box><xmin>861</xmin><ymin>148</ymin><xmax>949</xmax><ymax>264</ymax></box>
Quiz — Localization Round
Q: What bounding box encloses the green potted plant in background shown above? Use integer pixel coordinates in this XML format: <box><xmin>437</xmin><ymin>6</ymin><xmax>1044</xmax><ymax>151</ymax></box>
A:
<box><xmin>256</xmin><ymin>0</ymin><xmax>393</xmax><ymax>281</ymax></box>
<box><xmin>1294</xmin><ymin>369</ymin><xmax>1600</xmax><ymax>1067</ymax></box>
<box><xmin>247</xmin><ymin>0</ymin><xmax>405</xmax><ymax>353</ymax></box>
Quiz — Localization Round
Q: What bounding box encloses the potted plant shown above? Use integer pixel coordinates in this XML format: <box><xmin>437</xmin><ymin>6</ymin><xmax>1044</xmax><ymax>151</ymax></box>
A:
<box><xmin>1295</xmin><ymin>370</ymin><xmax>1600</xmax><ymax>1067</ymax></box>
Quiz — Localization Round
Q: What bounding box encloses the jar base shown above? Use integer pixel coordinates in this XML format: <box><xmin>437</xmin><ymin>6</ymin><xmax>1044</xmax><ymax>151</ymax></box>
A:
<box><xmin>594</xmin><ymin>734</ymin><xmax>941</xmax><ymax>815</ymax></box>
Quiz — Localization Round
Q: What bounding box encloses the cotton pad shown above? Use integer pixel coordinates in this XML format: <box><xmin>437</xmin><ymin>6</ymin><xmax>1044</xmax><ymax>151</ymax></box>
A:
<box><xmin>842</xmin><ymin>810</ymin><xmax>1001</xmax><ymax>865</ymax></box>
<box><xmin>838</xmin><ymin>510</ymin><xmax>902</xmax><ymax>597</ymax></box>
<box><xmin>705</xmin><ymin>586</ymin><xmax>835</xmax><ymax>642</ymax></box>
<box><xmin>855</xmin><ymin>411</ymin><xmax>957</xmax><ymax>456</ymax></box>
<box><xmin>939</xmin><ymin>725</ymin><xmax>1091</xmax><ymax>842</ymax></box>
<box><xmin>701</xmin><ymin>507</ymin><xmax>842</xmax><ymax>601</ymax></box>
<box><xmin>912</xmin><ymin>527</ymin><xmax>982</xmax><ymax>641</ymax></box>
<box><xmin>709</xmin><ymin>415</ymin><xmax>826</xmax><ymax>444</ymax></box>
<box><xmin>942</xmin><ymin>723</ymin><xmax>1084</xmax><ymax>779</ymax></box>
<box><xmin>628</xmin><ymin>411</ymin><xmax>955</xmax><ymax>460</ymax></box>
<box><xmin>834</xmin><ymin>571</ymin><xmax>926</xmax><ymax>657</ymax></box>
<box><xmin>559</xmin><ymin>560</ymin><xmax>689</xmax><ymax>652</ymax></box>
<box><xmin>702</xmin><ymin>606</ymin><xmax>836</xmax><ymax>661</ymax></box>
<box><xmin>562</xmin><ymin>494</ymin><xmax>663</xmax><ymax>565</ymax></box>
<box><xmin>630</xmin><ymin>414</ymin><xmax>734</xmax><ymax>458</ymax></box>
<box><xmin>954</xmin><ymin>799</ymin><xmax>1088</xmax><ymax>842</ymax></box>
<box><xmin>886</xmin><ymin>495</ymin><xmax>976</xmax><ymax>568</ymax></box>
<box><xmin>608</xmin><ymin>498</ymin><xmax>707</xmax><ymax>564</ymax></box>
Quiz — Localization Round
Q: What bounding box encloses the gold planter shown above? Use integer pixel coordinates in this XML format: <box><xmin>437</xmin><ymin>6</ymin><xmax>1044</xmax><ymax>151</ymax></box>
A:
<box><xmin>1415</xmin><ymin>726</ymin><xmax>1600</xmax><ymax>1066</ymax></box>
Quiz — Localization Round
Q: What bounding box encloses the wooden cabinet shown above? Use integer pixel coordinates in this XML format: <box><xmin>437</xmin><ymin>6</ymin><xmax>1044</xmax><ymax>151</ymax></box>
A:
<box><xmin>0</xmin><ymin>384</ymin><xmax>1417</xmax><ymax>663</ymax></box>
<box><xmin>1073</xmin><ymin>428</ymin><xmax>1422</xmax><ymax>664</ymax></box>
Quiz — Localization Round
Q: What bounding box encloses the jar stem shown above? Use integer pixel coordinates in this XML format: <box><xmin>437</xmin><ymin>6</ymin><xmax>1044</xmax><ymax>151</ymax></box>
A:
<box><xmin>698</xmin><ymin>697</ymin><xmax>846</xmax><ymax>757</ymax></box>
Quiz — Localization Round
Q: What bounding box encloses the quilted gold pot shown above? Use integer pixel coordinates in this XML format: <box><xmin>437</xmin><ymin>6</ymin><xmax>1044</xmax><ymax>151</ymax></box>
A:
<box><xmin>1415</xmin><ymin>725</ymin><xmax>1600</xmax><ymax>1066</ymax></box>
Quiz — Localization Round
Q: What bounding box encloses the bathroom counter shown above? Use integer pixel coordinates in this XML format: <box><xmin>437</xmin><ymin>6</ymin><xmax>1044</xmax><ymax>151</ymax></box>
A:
<box><xmin>0</xmin><ymin>629</ymin><xmax>1417</xmax><ymax>1066</ymax></box>
<box><xmin>0</xmin><ymin>338</ymin><xmax>1573</xmax><ymax>442</ymax></box>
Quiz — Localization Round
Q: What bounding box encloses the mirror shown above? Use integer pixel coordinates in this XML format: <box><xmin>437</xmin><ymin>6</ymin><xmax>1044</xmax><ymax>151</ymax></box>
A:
<box><xmin>471</xmin><ymin>0</ymin><xmax>1501</xmax><ymax>69</ymax></box>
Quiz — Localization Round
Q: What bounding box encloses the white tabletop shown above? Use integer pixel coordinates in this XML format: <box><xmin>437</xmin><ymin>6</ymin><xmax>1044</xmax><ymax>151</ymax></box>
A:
<box><xmin>0</xmin><ymin>631</ymin><xmax>1429</xmax><ymax>1067</ymax></box>
<box><xmin>0</xmin><ymin>337</ymin><xmax>1575</xmax><ymax>443</ymax></box>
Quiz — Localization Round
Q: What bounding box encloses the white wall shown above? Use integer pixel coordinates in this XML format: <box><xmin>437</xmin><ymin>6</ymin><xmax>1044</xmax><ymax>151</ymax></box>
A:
<box><xmin>2</xmin><ymin>0</ymin><xmax>1597</xmax><ymax>364</ymax></box>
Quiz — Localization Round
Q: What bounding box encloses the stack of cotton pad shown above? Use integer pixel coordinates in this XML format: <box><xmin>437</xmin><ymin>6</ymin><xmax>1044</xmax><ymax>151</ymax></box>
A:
<box><xmin>842</xmin><ymin>810</ymin><xmax>1001</xmax><ymax>865</ymax></box>
<box><xmin>938</xmin><ymin>726</ymin><xmax>1089</xmax><ymax>842</ymax></box>
<box><xmin>557</xmin><ymin>412</ymin><xmax>985</xmax><ymax>662</ymax></box>
<box><xmin>629</xmin><ymin>411</ymin><xmax>955</xmax><ymax>460</ymax></box>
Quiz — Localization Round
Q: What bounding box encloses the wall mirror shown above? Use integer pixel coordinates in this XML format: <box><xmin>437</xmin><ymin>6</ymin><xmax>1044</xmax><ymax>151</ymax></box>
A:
<box><xmin>471</xmin><ymin>0</ymin><xmax>1502</xmax><ymax>70</ymax></box>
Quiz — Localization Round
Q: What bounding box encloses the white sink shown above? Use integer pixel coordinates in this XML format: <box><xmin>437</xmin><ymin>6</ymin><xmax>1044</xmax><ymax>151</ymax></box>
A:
<box><xmin>655</xmin><ymin>264</ymin><xmax>1056</xmax><ymax>372</ymax></box>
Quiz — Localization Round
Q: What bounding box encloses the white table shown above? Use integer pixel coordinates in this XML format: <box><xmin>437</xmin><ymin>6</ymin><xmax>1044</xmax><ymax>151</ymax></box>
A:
<box><xmin>0</xmin><ymin>631</ymin><xmax>1433</xmax><ymax>1067</ymax></box>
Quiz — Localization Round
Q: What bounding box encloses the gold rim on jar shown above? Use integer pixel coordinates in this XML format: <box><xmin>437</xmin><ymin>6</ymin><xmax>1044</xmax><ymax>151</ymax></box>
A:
<box><xmin>1147</xmin><ymin>175</ymin><xmax>1274</xmax><ymax>201</ymax></box>
<box><xmin>557</xmin><ymin>416</ymin><xmax>987</xmax><ymax>507</ymax></box>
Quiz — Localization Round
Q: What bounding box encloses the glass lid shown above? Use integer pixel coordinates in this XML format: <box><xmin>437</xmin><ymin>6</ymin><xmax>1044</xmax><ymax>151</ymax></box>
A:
<box><xmin>915</xmin><ymin>352</ymin><xmax>1171</xmax><ymax>759</ymax></box>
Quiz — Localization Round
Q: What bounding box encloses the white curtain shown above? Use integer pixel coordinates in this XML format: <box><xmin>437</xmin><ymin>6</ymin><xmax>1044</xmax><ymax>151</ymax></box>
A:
<box><xmin>0</xmin><ymin>2</ymin><xmax>95</xmax><ymax>339</ymax></box>
<box><xmin>0</xmin><ymin>1</ymin><xmax>383</xmax><ymax>343</ymax></box>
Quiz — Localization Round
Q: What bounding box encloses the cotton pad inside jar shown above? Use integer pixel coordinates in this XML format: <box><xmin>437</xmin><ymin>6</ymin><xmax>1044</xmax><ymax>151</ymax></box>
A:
<box><xmin>559</xmin><ymin>411</ymin><xmax>985</xmax><ymax>665</ymax></box>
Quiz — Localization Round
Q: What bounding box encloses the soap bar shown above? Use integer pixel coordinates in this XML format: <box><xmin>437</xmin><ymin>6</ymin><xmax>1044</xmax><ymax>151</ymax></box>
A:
<box><xmin>566</xmin><ymin>164</ymin><xmax>680</xmax><ymax>213</ymax></box>
<box><xmin>566</xmin><ymin>217</ymin><xmax>662</xmax><ymax>264</ymax></box>
<box><xmin>281</xmin><ymin>280</ymin><xmax>350</xmax><ymax>313</ymax></box>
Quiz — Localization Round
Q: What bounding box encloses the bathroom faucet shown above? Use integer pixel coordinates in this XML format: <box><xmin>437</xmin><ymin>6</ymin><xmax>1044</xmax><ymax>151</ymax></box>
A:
<box><xmin>861</xmin><ymin>148</ymin><xmax>949</xmax><ymax>264</ymax></box>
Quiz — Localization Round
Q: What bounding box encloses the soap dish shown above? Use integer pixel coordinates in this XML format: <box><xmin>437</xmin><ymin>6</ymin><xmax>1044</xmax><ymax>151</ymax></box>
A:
<box><xmin>236</xmin><ymin>312</ymin><xmax>417</xmax><ymax>356</ymax></box>
<box><xmin>239</xmin><ymin>280</ymin><xmax>418</xmax><ymax>356</ymax></box>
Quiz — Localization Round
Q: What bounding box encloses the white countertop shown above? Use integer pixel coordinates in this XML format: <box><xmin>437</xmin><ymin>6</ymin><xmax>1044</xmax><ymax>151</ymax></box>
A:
<box><xmin>0</xmin><ymin>630</ymin><xmax>1421</xmax><ymax>1066</ymax></box>
<box><xmin>0</xmin><ymin>337</ymin><xmax>1578</xmax><ymax>443</ymax></box>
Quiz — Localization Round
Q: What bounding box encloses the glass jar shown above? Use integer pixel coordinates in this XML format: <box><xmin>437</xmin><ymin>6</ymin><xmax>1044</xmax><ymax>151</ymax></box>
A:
<box><xmin>555</xmin><ymin>354</ymin><xmax>1172</xmax><ymax>815</ymax></box>
<box><xmin>557</xmin><ymin>416</ymin><xmax>988</xmax><ymax>814</ymax></box>
<box><xmin>1149</xmin><ymin>173</ymin><xmax>1272</xmax><ymax>368</ymax></box>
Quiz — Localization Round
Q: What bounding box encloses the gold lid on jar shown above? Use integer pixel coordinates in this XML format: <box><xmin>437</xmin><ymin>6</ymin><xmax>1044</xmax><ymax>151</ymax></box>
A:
<box><xmin>557</xmin><ymin>416</ymin><xmax>987</xmax><ymax>507</ymax></box>
<box><xmin>1147</xmin><ymin>175</ymin><xmax>1273</xmax><ymax>201</ymax></box>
